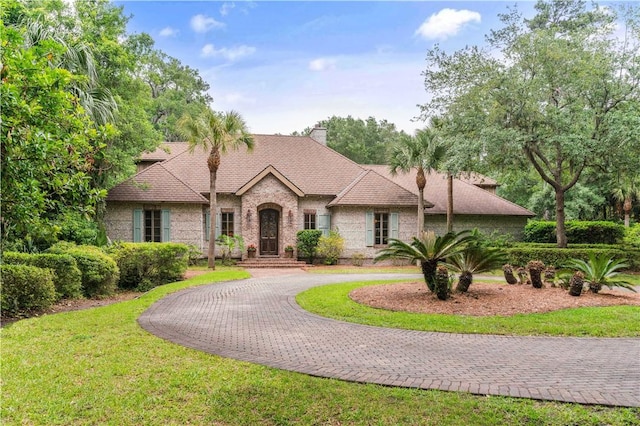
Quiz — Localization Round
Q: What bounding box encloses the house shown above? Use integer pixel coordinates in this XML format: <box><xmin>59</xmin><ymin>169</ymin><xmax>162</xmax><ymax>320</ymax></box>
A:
<box><xmin>104</xmin><ymin>129</ymin><xmax>534</xmax><ymax>261</ymax></box>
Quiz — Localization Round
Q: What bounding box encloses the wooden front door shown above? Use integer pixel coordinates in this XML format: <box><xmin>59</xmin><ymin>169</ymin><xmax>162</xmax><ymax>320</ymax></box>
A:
<box><xmin>259</xmin><ymin>209</ymin><xmax>279</xmax><ymax>255</ymax></box>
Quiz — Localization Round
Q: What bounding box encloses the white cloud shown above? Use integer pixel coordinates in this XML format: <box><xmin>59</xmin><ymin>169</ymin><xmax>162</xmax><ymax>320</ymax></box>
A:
<box><xmin>159</xmin><ymin>26</ymin><xmax>179</xmax><ymax>37</ymax></box>
<box><xmin>220</xmin><ymin>2</ymin><xmax>235</xmax><ymax>16</ymax></box>
<box><xmin>221</xmin><ymin>92</ymin><xmax>257</xmax><ymax>105</ymax></box>
<box><xmin>415</xmin><ymin>8</ymin><xmax>481</xmax><ymax>40</ymax></box>
<box><xmin>309</xmin><ymin>57</ymin><xmax>337</xmax><ymax>72</ymax></box>
<box><xmin>190</xmin><ymin>14</ymin><xmax>225</xmax><ymax>33</ymax></box>
<box><xmin>201</xmin><ymin>44</ymin><xmax>256</xmax><ymax>61</ymax></box>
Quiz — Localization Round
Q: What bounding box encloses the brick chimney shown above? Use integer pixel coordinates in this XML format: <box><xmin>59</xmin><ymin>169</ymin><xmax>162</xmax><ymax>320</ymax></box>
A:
<box><xmin>309</xmin><ymin>124</ymin><xmax>327</xmax><ymax>146</ymax></box>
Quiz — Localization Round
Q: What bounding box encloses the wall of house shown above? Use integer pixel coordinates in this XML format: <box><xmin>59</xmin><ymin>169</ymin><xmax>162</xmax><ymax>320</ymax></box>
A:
<box><xmin>424</xmin><ymin>214</ymin><xmax>528</xmax><ymax>240</ymax></box>
<box><xmin>104</xmin><ymin>202</ymin><xmax>205</xmax><ymax>249</ymax></box>
<box><xmin>297</xmin><ymin>196</ymin><xmax>333</xmax><ymax>227</ymax></box>
<box><xmin>330</xmin><ymin>206</ymin><xmax>417</xmax><ymax>259</ymax></box>
<box><xmin>240</xmin><ymin>174</ymin><xmax>299</xmax><ymax>257</ymax></box>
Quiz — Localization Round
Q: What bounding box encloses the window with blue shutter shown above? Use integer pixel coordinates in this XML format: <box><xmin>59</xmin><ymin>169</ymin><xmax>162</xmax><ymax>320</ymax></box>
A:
<box><xmin>133</xmin><ymin>209</ymin><xmax>143</xmax><ymax>242</ymax></box>
<box><xmin>161</xmin><ymin>209</ymin><xmax>171</xmax><ymax>242</ymax></box>
<box><xmin>390</xmin><ymin>212</ymin><xmax>399</xmax><ymax>240</ymax></box>
<box><xmin>215</xmin><ymin>213</ymin><xmax>222</xmax><ymax>239</ymax></box>
<box><xmin>365</xmin><ymin>211</ymin><xmax>374</xmax><ymax>246</ymax></box>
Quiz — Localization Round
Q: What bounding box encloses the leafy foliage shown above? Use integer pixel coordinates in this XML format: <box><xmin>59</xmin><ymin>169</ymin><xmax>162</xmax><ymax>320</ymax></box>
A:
<box><xmin>505</xmin><ymin>245</ymin><xmax>640</xmax><ymax>271</ymax></box>
<box><xmin>296</xmin><ymin>230</ymin><xmax>323</xmax><ymax>264</ymax></box>
<box><xmin>563</xmin><ymin>254</ymin><xmax>636</xmax><ymax>293</ymax></box>
<box><xmin>524</xmin><ymin>221</ymin><xmax>626</xmax><ymax>244</ymax></box>
<box><xmin>0</xmin><ymin>264</ymin><xmax>57</xmax><ymax>316</ymax></box>
<box><xmin>216</xmin><ymin>235</ymin><xmax>245</xmax><ymax>265</ymax></box>
<box><xmin>316</xmin><ymin>230</ymin><xmax>345</xmax><ymax>265</ymax></box>
<box><xmin>446</xmin><ymin>245</ymin><xmax>507</xmax><ymax>292</ymax></box>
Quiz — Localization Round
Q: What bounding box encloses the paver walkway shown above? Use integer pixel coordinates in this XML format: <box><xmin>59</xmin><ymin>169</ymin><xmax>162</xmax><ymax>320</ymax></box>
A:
<box><xmin>138</xmin><ymin>273</ymin><xmax>640</xmax><ymax>407</ymax></box>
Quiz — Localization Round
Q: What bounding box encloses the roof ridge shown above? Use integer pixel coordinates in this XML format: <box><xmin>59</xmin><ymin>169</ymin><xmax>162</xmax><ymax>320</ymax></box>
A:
<box><xmin>330</xmin><ymin>170</ymin><xmax>370</xmax><ymax>205</ymax></box>
<box><xmin>366</xmin><ymin>168</ymin><xmax>429</xmax><ymax>206</ymax></box>
<box><xmin>157</xmin><ymin>163</ymin><xmax>208</xmax><ymax>202</ymax></box>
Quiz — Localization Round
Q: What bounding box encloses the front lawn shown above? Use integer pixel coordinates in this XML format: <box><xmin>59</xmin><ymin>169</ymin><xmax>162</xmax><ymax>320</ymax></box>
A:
<box><xmin>2</xmin><ymin>270</ymin><xmax>638</xmax><ymax>425</ymax></box>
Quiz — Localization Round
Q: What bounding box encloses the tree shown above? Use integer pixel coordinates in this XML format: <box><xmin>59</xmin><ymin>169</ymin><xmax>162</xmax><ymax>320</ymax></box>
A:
<box><xmin>446</xmin><ymin>244</ymin><xmax>507</xmax><ymax>293</ymax></box>
<box><xmin>389</xmin><ymin>128</ymin><xmax>447</xmax><ymax>236</ymax></box>
<box><xmin>611</xmin><ymin>175</ymin><xmax>640</xmax><ymax>227</ymax></box>
<box><xmin>295</xmin><ymin>116</ymin><xmax>409</xmax><ymax>164</ymax></box>
<box><xmin>178</xmin><ymin>109</ymin><xmax>254</xmax><ymax>269</ymax></box>
<box><xmin>420</xmin><ymin>0</ymin><xmax>640</xmax><ymax>247</ymax></box>
<box><xmin>375</xmin><ymin>230</ymin><xmax>472</xmax><ymax>292</ymax></box>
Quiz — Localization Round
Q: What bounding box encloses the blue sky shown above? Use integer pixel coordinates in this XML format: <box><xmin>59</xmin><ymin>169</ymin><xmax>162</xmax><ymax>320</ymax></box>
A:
<box><xmin>116</xmin><ymin>1</ymin><xmax>536</xmax><ymax>135</ymax></box>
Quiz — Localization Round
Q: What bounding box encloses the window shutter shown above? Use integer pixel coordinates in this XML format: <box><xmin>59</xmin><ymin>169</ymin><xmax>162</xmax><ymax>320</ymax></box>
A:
<box><xmin>365</xmin><ymin>211</ymin><xmax>374</xmax><ymax>247</ymax></box>
<box><xmin>161</xmin><ymin>209</ymin><xmax>171</xmax><ymax>242</ymax></box>
<box><xmin>318</xmin><ymin>214</ymin><xmax>331</xmax><ymax>237</ymax></box>
<box><xmin>390</xmin><ymin>212</ymin><xmax>399</xmax><ymax>240</ymax></box>
<box><xmin>215</xmin><ymin>213</ymin><xmax>222</xmax><ymax>239</ymax></box>
<box><xmin>133</xmin><ymin>209</ymin><xmax>143</xmax><ymax>242</ymax></box>
<box><xmin>205</xmin><ymin>212</ymin><xmax>211</xmax><ymax>241</ymax></box>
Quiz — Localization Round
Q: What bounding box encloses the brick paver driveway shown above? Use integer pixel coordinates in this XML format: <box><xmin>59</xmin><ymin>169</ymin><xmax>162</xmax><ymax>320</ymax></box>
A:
<box><xmin>138</xmin><ymin>273</ymin><xmax>640</xmax><ymax>407</ymax></box>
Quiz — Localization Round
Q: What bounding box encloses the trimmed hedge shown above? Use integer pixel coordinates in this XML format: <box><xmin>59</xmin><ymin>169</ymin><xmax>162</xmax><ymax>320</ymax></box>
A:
<box><xmin>625</xmin><ymin>224</ymin><xmax>640</xmax><ymax>248</ymax></box>
<box><xmin>505</xmin><ymin>245</ymin><xmax>640</xmax><ymax>271</ymax></box>
<box><xmin>1</xmin><ymin>264</ymin><xmax>56</xmax><ymax>316</ymax></box>
<box><xmin>47</xmin><ymin>243</ymin><xmax>119</xmax><ymax>298</ymax></box>
<box><xmin>3</xmin><ymin>252</ymin><xmax>83</xmax><ymax>300</ymax></box>
<box><xmin>524</xmin><ymin>221</ymin><xmax>625</xmax><ymax>244</ymax></box>
<box><xmin>108</xmin><ymin>243</ymin><xmax>189</xmax><ymax>291</ymax></box>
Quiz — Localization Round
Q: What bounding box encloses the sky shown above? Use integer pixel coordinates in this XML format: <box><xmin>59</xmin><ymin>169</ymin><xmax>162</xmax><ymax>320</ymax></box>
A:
<box><xmin>115</xmin><ymin>1</ymin><xmax>537</xmax><ymax>135</ymax></box>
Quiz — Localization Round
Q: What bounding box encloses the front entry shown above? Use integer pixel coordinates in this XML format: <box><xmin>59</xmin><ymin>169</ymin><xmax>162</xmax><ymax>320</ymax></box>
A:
<box><xmin>259</xmin><ymin>209</ymin><xmax>279</xmax><ymax>255</ymax></box>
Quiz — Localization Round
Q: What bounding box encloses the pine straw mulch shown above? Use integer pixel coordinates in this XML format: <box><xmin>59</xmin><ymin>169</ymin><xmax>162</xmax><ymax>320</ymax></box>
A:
<box><xmin>349</xmin><ymin>281</ymin><xmax>640</xmax><ymax>317</ymax></box>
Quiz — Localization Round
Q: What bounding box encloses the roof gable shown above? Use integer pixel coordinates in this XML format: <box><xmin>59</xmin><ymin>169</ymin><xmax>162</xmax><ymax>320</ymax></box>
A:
<box><xmin>328</xmin><ymin>170</ymin><xmax>420</xmax><ymax>207</ymax></box>
<box><xmin>236</xmin><ymin>165</ymin><xmax>305</xmax><ymax>197</ymax></box>
<box><xmin>106</xmin><ymin>163</ymin><xmax>208</xmax><ymax>204</ymax></box>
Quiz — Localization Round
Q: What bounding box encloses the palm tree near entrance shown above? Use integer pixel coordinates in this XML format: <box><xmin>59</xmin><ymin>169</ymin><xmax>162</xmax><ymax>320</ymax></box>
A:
<box><xmin>390</xmin><ymin>129</ymin><xmax>446</xmax><ymax>236</ymax></box>
<box><xmin>611</xmin><ymin>176</ymin><xmax>640</xmax><ymax>228</ymax></box>
<box><xmin>178</xmin><ymin>109</ymin><xmax>254</xmax><ymax>269</ymax></box>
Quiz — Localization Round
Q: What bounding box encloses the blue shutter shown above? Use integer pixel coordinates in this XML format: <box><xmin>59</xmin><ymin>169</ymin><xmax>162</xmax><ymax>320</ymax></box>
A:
<box><xmin>205</xmin><ymin>212</ymin><xmax>211</xmax><ymax>241</ymax></box>
<box><xmin>365</xmin><ymin>211</ymin><xmax>374</xmax><ymax>247</ymax></box>
<box><xmin>161</xmin><ymin>209</ymin><xmax>171</xmax><ymax>242</ymax></box>
<box><xmin>390</xmin><ymin>212</ymin><xmax>399</xmax><ymax>240</ymax></box>
<box><xmin>318</xmin><ymin>214</ymin><xmax>331</xmax><ymax>237</ymax></box>
<box><xmin>215</xmin><ymin>213</ymin><xmax>222</xmax><ymax>239</ymax></box>
<box><xmin>133</xmin><ymin>209</ymin><xmax>143</xmax><ymax>242</ymax></box>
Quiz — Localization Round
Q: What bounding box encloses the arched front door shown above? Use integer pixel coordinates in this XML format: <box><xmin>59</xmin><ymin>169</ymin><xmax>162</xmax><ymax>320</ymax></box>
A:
<box><xmin>259</xmin><ymin>209</ymin><xmax>279</xmax><ymax>255</ymax></box>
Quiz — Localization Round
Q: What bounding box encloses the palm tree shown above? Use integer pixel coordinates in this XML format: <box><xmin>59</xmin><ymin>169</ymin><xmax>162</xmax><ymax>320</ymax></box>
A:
<box><xmin>611</xmin><ymin>176</ymin><xmax>640</xmax><ymax>228</ymax></box>
<box><xmin>375</xmin><ymin>230</ymin><xmax>472</xmax><ymax>292</ymax></box>
<box><xmin>564</xmin><ymin>254</ymin><xmax>636</xmax><ymax>293</ymax></box>
<box><xmin>178</xmin><ymin>109</ymin><xmax>254</xmax><ymax>269</ymax></box>
<box><xmin>446</xmin><ymin>245</ymin><xmax>507</xmax><ymax>293</ymax></box>
<box><xmin>390</xmin><ymin>129</ymin><xmax>446</xmax><ymax>236</ymax></box>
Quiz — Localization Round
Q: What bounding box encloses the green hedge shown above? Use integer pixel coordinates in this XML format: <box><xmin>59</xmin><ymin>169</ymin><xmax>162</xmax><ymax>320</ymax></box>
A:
<box><xmin>524</xmin><ymin>221</ymin><xmax>626</xmax><ymax>244</ymax></box>
<box><xmin>624</xmin><ymin>224</ymin><xmax>640</xmax><ymax>248</ymax></box>
<box><xmin>3</xmin><ymin>252</ymin><xmax>83</xmax><ymax>300</ymax></box>
<box><xmin>505</xmin><ymin>245</ymin><xmax>640</xmax><ymax>271</ymax></box>
<box><xmin>47</xmin><ymin>243</ymin><xmax>119</xmax><ymax>297</ymax></box>
<box><xmin>107</xmin><ymin>243</ymin><xmax>189</xmax><ymax>291</ymax></box>
<box><xmin>1</xmin><ymin>264</ymin><xmax>56</xmax><ymax>316</ymax></box>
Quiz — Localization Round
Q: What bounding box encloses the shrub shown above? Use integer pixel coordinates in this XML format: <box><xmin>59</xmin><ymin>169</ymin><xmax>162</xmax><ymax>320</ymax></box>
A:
<box><xmin>317</xmin><ymin>230</ymin><xmax>345</xmax><ymax>265</ymax></box>
<box><xmin>3</xmin><ymin>252</ymin><xmax>83</xmax><ymax>300</ymax></box>
<box><xmin>1</xmin><ymin>264</ymin><xmax>56</xmax><ymax>316</ymax></box>
<box><xmin>351</xmin><ymin>253</ymin><xmax>365</xmax><ymax>267</ymax></box>
<box><xmin>624</xmin><ymin>224</ymin><xmax>640</xmax><ymax>248</ymax></box>
<box><xmin>524</xmin><ymin>221</ymin><xmax>625</xmax><ymax>244</ymax></box>
<box><xmin>47</xmin><ymin>243</ymin><xmax>119</xmax><ymax>297</ymax></box>
<box><xmin>108</xmin><ymin>243</ymin><xmax>189</xmax><ymax>291</ymax></box>
<box><xmin>505</xmin><ymin>245</ymin><xmax>640</xmax><ymax>271</ymax></box>
<box><xmin>296</xmin><ymin>230</ymin><xmax>323</xmax><ymax>264</ymax></box>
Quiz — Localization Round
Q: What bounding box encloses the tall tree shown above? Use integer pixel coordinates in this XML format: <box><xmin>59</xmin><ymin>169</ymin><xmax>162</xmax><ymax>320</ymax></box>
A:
<box><xmin>420</xmin><ymin>0</ymin><xmax>640</xmax><ymax>247</ymax></box>
<box><xmin>389</xmin><ymin>129</ymin><xmax>447</xmax><ymax>236</ymax></box>
<box><xmin>178</xmin><ymin>109</ymin><xmax>254</xmax><ymax>269</ymax></box>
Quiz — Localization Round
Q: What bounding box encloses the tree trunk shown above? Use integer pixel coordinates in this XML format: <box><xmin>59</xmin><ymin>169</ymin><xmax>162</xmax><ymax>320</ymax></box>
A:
<box><xmin>207</xmin><ymin>148</ymin><xmax>221</xmax><ymax>269</ymax></box>
<box><xmin>416</xmin><ymin>167</ymin><xmax>426</xmax><ymax>237</ymax></box>
<box><xmin>446</xmin><ymin>173</ymin><xmax>453</xmax><ymax>232</ymax></box>
<box><xmin>420</xmin><ymin>258</ymin><xmax>438</xmax><ymax>292</ymax></box>
<box><xmin>623</xmin><ymin>198</ymin><xmax>631</xmax><ymax>228</ymax></box>
<box><xmin>455</xmin><ymin>272</ymin><xmax>473</xmax><ymax>293</ymax></box>
<box><xmin>555</xmin><ymin>188</ymin><xmax>568</xmax><ymax>248</ymax></box>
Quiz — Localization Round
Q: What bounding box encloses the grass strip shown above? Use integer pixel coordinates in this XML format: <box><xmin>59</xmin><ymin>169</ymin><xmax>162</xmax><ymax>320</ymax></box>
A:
<box><xmin>2</xmin><ymin>271</ymin><xmax>638</xmax><ymax>425</ymax></box>
<box><xmin>296</xmin><ymin>280</ymin><xmax>640</xmax><ymax>337</ymax></box>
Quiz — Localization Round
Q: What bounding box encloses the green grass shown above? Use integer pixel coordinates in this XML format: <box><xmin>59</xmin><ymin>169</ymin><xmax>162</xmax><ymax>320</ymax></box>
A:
<box><xmin>3</xmin><ymin>270</ymin><xmax>639</xmax><ymax>425</ymax></box>
<box><xmin>296</xmin><ymin>280</ymin><xmax>640</xmax><ymax>337</ymax></box>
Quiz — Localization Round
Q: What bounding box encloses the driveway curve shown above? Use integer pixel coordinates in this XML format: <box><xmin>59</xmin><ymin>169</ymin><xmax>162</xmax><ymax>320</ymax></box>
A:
<box><xmin>138</xmin><ymin>273</ymin><xmax>640</xmax><ymax>407</ymax></box>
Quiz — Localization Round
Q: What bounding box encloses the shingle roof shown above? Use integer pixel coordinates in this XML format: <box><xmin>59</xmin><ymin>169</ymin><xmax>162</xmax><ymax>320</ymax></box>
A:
<box><xmin>106</xmin><ymin>163</ymin><xmax>208</xmax><ymax>204</ymax></box>
<box><xmin>364</xmin><ymin>165</ymin><xmax>534</xmax><ymax>217</ymax></box>
<box><xmin>328</xmin><ymin>170</ymin><xmax>419</xmax><ymax>207</ymax></box>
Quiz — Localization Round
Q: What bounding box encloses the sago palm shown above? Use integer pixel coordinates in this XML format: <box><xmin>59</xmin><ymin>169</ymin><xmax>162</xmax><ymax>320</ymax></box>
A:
<box><xmin>564</xmin><ymin>254</ymin><xmax>635</xmax><ymax>293</ymax></box>
<box><xmin>446</xmin><ymin>245</ymin><xmax>507</xmax><ymax>293</ymax></box>
<box><xmin>375</xmin><ymin>230</ymin><xmax>472</xmax><ymax>292</ymax></box>
<box><xmin>178</xmin><ymin>108</ymin><xmax>254</xmax><ymax>268</ymax></box>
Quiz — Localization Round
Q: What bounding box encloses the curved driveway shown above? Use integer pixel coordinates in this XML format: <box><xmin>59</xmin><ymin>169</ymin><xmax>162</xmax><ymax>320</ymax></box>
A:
<box><xmin>138</xmin><ymin>273</ymin><xmax>640</xmax><ymax>407</ymax></box>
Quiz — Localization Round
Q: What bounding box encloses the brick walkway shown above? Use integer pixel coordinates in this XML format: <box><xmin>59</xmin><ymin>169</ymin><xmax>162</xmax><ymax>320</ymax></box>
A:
<box><xmin>138</xmin><ymin>273</ymin><xmax>640</xmax><ymax>407</ymax></box>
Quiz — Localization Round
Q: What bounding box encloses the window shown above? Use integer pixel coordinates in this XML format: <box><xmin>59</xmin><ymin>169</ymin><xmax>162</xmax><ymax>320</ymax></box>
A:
<box><xmin>221</xmin><ymin>212</ymin><xmax>234</xmax><ymax>236</ymax></box>
<box><xmin>304</xmin><ymin>212</ymin><xmax>316</xmax><ymax>230</ymax></box>
<box><xmin>374</xmin><ymin>212</ymin><xmax>389</xmax><ymax>245</ymax></box>
<box><xmin>134</xmin><ymin>209</ymin><xmax>170</xmax><ymax>242</ymax></box>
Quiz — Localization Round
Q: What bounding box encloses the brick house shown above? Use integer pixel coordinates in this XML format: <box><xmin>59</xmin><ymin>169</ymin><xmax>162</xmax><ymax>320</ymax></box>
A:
<box><xmin>104</xmin><ymin>128</ymin><xmax>534</xmax><ymax>260</ymax></box>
